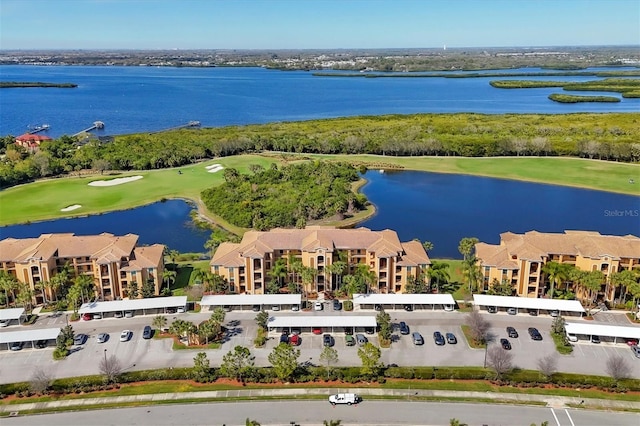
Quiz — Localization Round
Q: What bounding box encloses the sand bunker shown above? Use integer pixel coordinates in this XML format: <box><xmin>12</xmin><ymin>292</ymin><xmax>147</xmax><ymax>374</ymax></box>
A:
<box><xmin>60</xmin><ymin>204</ymin><xmax>82</xmax><ymax>212</ymax></box>
<box><xmin>205</xmin><ymin>164</ymin><xmax>224</xmax><ymax>173</ymax></box>
<box><xmin>88</xmin><ymin>176</ymin><xmax>143</xmax><ymax>187</ymax></box>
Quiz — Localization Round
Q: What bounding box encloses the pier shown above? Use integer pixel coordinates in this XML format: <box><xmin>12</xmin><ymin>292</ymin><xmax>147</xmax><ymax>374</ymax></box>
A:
<box><xmin>148</xmin><ymin>120</ymin><xmax>200</xmax><ymax>134</ymax></box>
<box><xmin>26</xmin><ymin>124</ymin><xmax>50</xmax><ymax>134</ymax></box>
<box><xmin>72</xmin><ymin>121</ymin><xmax>104</xmax><ymax>137</ymax></box>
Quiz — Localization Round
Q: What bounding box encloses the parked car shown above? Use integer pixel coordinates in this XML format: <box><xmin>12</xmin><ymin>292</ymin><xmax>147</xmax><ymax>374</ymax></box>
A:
<box><xmin>374</xmin><ymin>304</ymin><xmax>382</xmax><ymax>311</ymax></box>
<box><xmin>291</xmin><ymin>305</ymin><xmax>299</xmax><ymax>311</ymax></box>
<box><xmin>345</xmin><ymin>335</ymin><xmax>355</xmax><ymax>346</ymax></box>
<box><xmin>124</xmin><ymin>310</ymin><xmax>134</xmax><ymax>318</ymax></box>
<box><xmin>166</xmin><ymin>307</ymin><xmax>177</xmax><ymax>314</ymax></box>
<box><xmin>507</xmin><ymin>326</ymin><xmax>519</xmax><ymax>338</ymax></box>
<box><xmin>507</xmin><ymin>307</ymin><xmax>517</xmax><ymax>315</ymax></box>
<box><xmin>35</xmin><ymin>339</ymin><xmax>48</xmax><ymax>349</ymax></box>
<box><xmin>120</xmin><ymin>330</ymin><xmax>133</xmax><ymax>342</ymax></box>
<box><xmin>96</xmin><ymin>333</ymin><xmax>109</xmax><ymax>343</ymax></box>
<box><xmin>566</xmin><ymin>333</ymin><xmax>578</xmax><ymax>342</ymax></box>
<box><xmin>223</xmin><ymin>305</ymin><xmax>232</xmax><ymax>312</ymax></box>
<box><xmin>252</xmin><ymin>305</ymin><xmax>261</xmax><ymax>312</ymax></box>
<box><xmin>403</xmin><ymin>304</ymin><xmax>413</xmax><ymax>312</ymax></box>
<box><xmin>356</xmin><ymin>334</ymin><xmax>368</xmax><ymax>346</ymax></box>
<box><xmin>333</xmin><ymin>300</ymin><xmax>342</xmax><ymax>311</ymax></box>
<box><xmin>364</xmin><ymin>327</ymin><xmax>375</xmax><ymax>335</ymax></box>
<box><xmin>399</xmin><ymin>321</ymin><xmax>410</xmax><ymax>335</ymax></box>
<box><xmin>500</xmin><ymin>338</ymin><xmax>512</xmax><ymax>350</ymax></box>
<box><xmin>288</xmin><ymin>334</ymin><xmax>300</xmax><ymax>346</ymax></box>
<box><xmin>114</xmin><ymin>311</ymin><xmax>124</xmax><ymax>318</ymax></box>
<box><xmin>142</xmin><ymin>325</ymin><xmax>153</xmax><ymax>339</ymax></box>
<box><xmin>528</xmin><ymin>327</ymin><xmax>542</xmax><ymax>341</ymax></box>
<box><xmin>626</xmin><ymin>339</ymin><xmax>639</xmax><ymax>346</ymax></box>
<box><xmin>73</xmin><ymin>333</ymin><xmax>87</xmax><ymax>345</ymax></box>
<box><xmin>177</xmin><ymin>306</ymin><xmax>186</xmax><ymax>313</ymax></box>
<box><xmin>312</xmin><ymin>327</ymin><xmax>323</xmax><ymax>335</ymax></box>
<box><xmin>279</xmin><ymin>333</ymin><xmax>289</xmax><ymax>344</ymax></box>
<box><xmin>446</xmin><ymin>332</ymin><xmax>457</xmax><ymax>344</ymax></box>
<box><xmin>528</xmin><ymin>309</ymin><xmax>538</xmax><ymax>316</ymax></box>
<box><xmin>631</xmin><ymin>345</ymin><xmax>640</xmax><ymax>358</ymax></box>
<box><xmin>328</xmin><ymin>393</ymin><xmax>361</xmax><ymax>406</ymax></box>
<box><xmin>412</xmin><ymin>332</ymin><xmax>424</xmax><ymax>345</ymax></box>
<box><xmin>323</xmin><ymin>334</ymin><xmax>335</xmax><ymax>347</ymax></box>
<box><xmin>591</xmin><ymin>335</ymin><xmax>601</xmax><ymax>344</ymax></box>
<box><xmin>93</xmin><ymin>313</ymin><xmax>102</xmax><ymax>320</ymax></box>
<box><xmin>9</xmin><ymin>341</ymin><xmax>23</xmax><ymax>351</ymax></box>
<box><xmin>444</xmin><ymin>304</ymin><xmax>454</xmax><ymax>312</ymax></box>
<box><xmin>271</xmin><ymin>305</ymin><xmax>280</xmax><ymax>311</ymax></box>
<box><xmin>343</xmin><ymin>327</ymin><xmax>353</xmax><ymax>335</ymax></box>
<box><xmin>81</xmin><ymin>313</ymin><xmax>92</xmax><ymax>321</ymax></box>
<box><xmin>291</xmin><ymin>328</ymin><xmax>301</xmax><ymax>336</ymax></box>
<box><xmin>487</xmin><ymin>306</ymin><xmax>498</xmax><ymax>314</ymax></box>
<box><xmin>433</xmin><ymin>331</ymin><xmax>445</xmax><ymax>346</ymax></box>
<box><xmin>550</xmin><ymin>310</ymin><xmax>560</xmax><ymax>317</ymax></box>
<box><xmin>0</xmin><ymin>319</ymin><xmax>11</xmax><ymax>327</ymax></box>
<box><xmin>314</xmin><ymin>301</ymin><xmax>324</xmax><ymax>311</ymax></box>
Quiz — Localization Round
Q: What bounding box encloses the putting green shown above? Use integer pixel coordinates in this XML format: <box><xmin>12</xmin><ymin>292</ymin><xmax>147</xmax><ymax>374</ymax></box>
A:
<box><xmin>1</xmin><ymin>154</ymin><xmax>638</xmax><ymax>227</ymax></box>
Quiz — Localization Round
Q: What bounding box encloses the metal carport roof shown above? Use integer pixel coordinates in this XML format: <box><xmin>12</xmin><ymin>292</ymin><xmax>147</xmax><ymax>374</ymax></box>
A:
<box><xmin>267</xmin><ymin>315</ymin><xmax>377</xmax><ymax>329</ymax></box>
<box><xmin>565</xmin><ymin>322</ymin><xmax>640</xmax><ymax>339</ymax></box>
<box><xmin>0</xmin><ymin>308</ymin><xmax>25</xmax><ymax>321</ymax></box>
<box><xmin>352</xmin><ymin>293</ymin><xmax>455</xmax><ymax>305</ymax></box>
<box><xmin>473</xmin><ymin>295</ymin><xmax>585</xmax><ymax>313</ymax></box>
<box><xmin>0</xmin><ymin>328</ymin><xmax>60</xmax><ymax>344</ymax></box>
<box><xmin>79</xmin><ymin>296</ymin><xmax>187</xmax><ymax>314</ymax></box>
<box><xmin>200</xmin><ymin>294</ymin><xmax>302</xmax><ymax>306</ymax></box>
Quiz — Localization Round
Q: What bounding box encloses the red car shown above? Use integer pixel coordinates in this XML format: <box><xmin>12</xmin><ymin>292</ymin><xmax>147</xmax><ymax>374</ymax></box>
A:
<box><xmin>312</xmin><ymin>327</ymin><xmax>322</xmax><ymax>335</ymax></box>
<box><xmin>626</xmin><ymin>339</ymin><xmax>639</xmax><ymax>346</ymax></box>
<box><xmin>81</xmin><ymin>313</ymin><xmax>92</xmax><ymax>321</ymax></box>
<box><xmin>289</xmin><ymin>335</ymin><xmax>300</xmax><ymax>346</ymax></box>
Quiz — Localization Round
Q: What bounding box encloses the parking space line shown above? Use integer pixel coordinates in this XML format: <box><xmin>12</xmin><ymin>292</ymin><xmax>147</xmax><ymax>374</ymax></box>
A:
<box><xmin>564</xmin><ymin>409</ymin><xmax>575</xmax><ymax>426</ymax></box>
<box><xmin>550</xmin><ymin>408</ymin><xmax>561</xmax><ymax>426</ymax></box>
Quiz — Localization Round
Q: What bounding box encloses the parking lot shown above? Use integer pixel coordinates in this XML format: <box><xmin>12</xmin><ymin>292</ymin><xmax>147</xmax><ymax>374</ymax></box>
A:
<box><xmin>0</xmin><ymin>307</ymin><xmax>639</xmax><ymax>384</ymax></box>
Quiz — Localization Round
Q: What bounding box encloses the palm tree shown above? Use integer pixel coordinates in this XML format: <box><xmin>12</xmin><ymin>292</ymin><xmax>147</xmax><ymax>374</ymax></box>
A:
<box><xmin>35</xmin><ymin>280</ymin><xmax>49</xmax><ymax>305</ymax></box>
<box><xmin>152</xmin><ymin>315</ymin><xmax>167</xmax><ymax>331</ymax></box>
<box><xmin>74</xmin><ymin>274</ymin><xmax>96</xmax><ymax>303</ymax></box>
<box><xmin>0</xmin><ymin>271</ymin><xmax>19</xmax><ymax>307</ymax></box>
<box><xmin>578</xmin><ymin>270</ymin><xmax>605</xmax><ymax>315</ymax></box>
<box><xmin>541</xmin><ymin>261</ymin><xmax>573</xmax><ymax>298</ymax></box>
<box><xmin>462</xmin><ymin>255</ymin><xmax>481</xmax><ymax>293</ymax></box>
<box><xmin>354</xmin><ymin>263</ymin><xmax>377</xmax><ymax>293</ymax></box>
<box><xmin>162</xmin><ymin>269</ymin><xmax>177</xmax><ymax>292</ymax></box>
<box><xmin>426</xmin><ymin>262</ymin><xmax>450</xmax><ymax>293</ymax></box>
<box><xmin>268</xmin><ymin>258</ymin><xmax>288</xmax><ymax>291</ymax></box>
<box><xmin>16</xmin><ymin>282</ymin><xmax>34</xmax><ymax>313</ymax></box>
<box><xmin>301</xmin><ymin>266</ymin><xmax>317</xmax><ymax>295</ymax></box>
<box><xmin>610</xmin><ymin>269</ymin><xmax>639</xmax><ymax>304</ymax></box>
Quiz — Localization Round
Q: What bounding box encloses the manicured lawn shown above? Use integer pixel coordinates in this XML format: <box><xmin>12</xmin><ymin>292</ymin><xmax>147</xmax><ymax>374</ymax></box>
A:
<box><xmin>1</xmin><ymin>154</ymin><xmax>637</xmax><ymax>226</ymax></box>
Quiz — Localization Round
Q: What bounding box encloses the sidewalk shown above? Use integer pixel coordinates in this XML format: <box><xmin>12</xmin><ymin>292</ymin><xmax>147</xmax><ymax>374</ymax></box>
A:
<box><xmin>2</xmin><ymin>387</ymin><xmax>639</xmax><ymax>413</ymax></box>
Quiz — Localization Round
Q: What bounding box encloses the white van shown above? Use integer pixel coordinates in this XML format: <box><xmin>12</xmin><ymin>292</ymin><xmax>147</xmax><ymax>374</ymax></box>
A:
<box><xmin>328</xmin><ymin>393</ymin><xmax>361</xmax><ymax>405</ymax></box>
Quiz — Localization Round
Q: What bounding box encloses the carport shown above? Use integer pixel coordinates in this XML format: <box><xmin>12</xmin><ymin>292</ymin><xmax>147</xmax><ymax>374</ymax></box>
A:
<box><xmin>79</xmin><ymin>296</ymin><xmax>187</xmax><ymax>318</ymax></box>
<box><xmin>200</xmin><ymin>294</ymin><xmax>302</xmax><ymax>312</ymax></box>
<box><xmin>0</xmin><ymin>308</ymin><xmax>26</xmax><ymax>326</ymax></box>
<box><xmin>472</xmin><ymin>294</ymin><xmax>585</xmax><ymax>316</ymax></box>
<box><xmin>565</xmin><ymin>322</ymin><xmax>640</xmax><ymax>344</ymax></box>
<box><xmin>267</xmin><ymin>316</ymin><xmax>377</xmax><ymax>334</ymax></box>
<box><xmin>0</xmin><ymin>328</ymin><xmax>60</xmax><ymax>350</ymax></box>
<box><xmin>352</xmin><ymin>293</ymin><xmax>456</xmax><ymax>311</ymax></box>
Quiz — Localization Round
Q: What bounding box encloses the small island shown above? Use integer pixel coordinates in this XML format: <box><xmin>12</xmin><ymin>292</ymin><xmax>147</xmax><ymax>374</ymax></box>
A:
<box><xmin>548</xmin><ymin>93</ymin><xmax>621</xmax><ymax>103</ymax></box>
<box><xmin>0</xmin><ymin>81</ymin><xmax>77</xmax><ymax>88</ymax></box>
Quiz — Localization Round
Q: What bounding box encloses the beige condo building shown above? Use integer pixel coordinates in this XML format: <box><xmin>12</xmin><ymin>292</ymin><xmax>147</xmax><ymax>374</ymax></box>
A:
<box><xmin>210</xmin><ymin>226</ymin><xmax>431</xmax><ymax>294</ymax></box>
<box><xmin>475</xmin><ymin>230</ymin><xmax>640</xmax><ymax>300</ymax></box>
<box><xmin>0</xmin><ymin>233</ymin><xmax>165</xmax><ymax>303</ymax></box>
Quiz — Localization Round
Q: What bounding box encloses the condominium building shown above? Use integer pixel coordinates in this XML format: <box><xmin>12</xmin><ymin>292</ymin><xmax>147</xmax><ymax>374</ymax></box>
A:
<box><xmin>210</xmin><ymin>226</ymin><xmax>430</xmax><ymax>294</ymax></box>
<box><xmin>0</xmin><ymin>233</ymin><xmax>165</xmax><ymax>303</ymax></box>
<box><xmin>475</xmin><ymin>230</ymin><xmax>640</xmax><ymax>300</ymax></box>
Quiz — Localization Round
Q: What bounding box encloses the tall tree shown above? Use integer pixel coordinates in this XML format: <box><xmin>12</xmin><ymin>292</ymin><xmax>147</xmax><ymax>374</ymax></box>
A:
<box><xmin>542</xmin><ymin>261</ymin><xmax>573</xmax><ymax>298</ymax></box>
<box><xmin>268</xmin><ymin>343</ymin><xmax>300</xmax><ymax>381</ymax></box>
<box><xmin>426</xmin><ymin>262</ymin><xmax>450</xmax><ymax>292</ymax></box>
<box><xmin>357</xmin><ymin>342</ymin><xmax>381</xmax><ymax>376</ymax></box>
<box><xmin>220</xmin><ymin>345</ymin><xmax>255</xmax><ymax>382</ymax></box>
<box><xmin>319</xmin><ymin>346</ymin><xmax>339</xmax><ymax>379</ymax></box>
<box><xmin>192</xmin><ymin>352</ymin><xmax>212</xmax><ymax>382</ymax></box>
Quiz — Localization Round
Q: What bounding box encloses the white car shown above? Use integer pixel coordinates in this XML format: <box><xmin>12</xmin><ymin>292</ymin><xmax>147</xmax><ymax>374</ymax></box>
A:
<box><xmin>177</xmin><ymin>306</ymin><xmax>186</xmax><ymax>313</ymax></box>
<box><xmin>120</xmin><ymin>330</ymin><xmax>132</xmax><ymax>342</ymax></box>
<box><xmin>0</xmin><ymin>319</ymin><xmax>10</xmax><ymax>327</ymax></box>
<box><xmin>566</xmin><ymin>333</ymin><xmax>578</xmax><ymax>342</ymax></box>
<box><xmin>314</xmin><ymin>301</ymin><xmax>323</xmax><ymax>311</ymax></box>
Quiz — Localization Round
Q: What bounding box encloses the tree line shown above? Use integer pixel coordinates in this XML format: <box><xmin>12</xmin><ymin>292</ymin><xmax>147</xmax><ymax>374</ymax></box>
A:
<box><xmin>1</xmin><ymin>112</ymin><xmax>639</xmax><ymax>189</ymax></box>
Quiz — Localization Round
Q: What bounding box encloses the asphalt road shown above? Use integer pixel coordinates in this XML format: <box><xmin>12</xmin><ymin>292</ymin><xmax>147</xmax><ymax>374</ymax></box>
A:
<box><xmin>3</xmin><ymin>400</ymin><xmax>638</xmax><ymax>426</ymax></box>
<box><xmin>1</xmin><ymin>308</ymin><xmax>639</xmax><ymax>384</ymax></box>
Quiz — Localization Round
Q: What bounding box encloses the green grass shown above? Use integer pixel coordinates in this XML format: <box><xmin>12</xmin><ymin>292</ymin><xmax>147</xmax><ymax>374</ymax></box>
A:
<box><xmin>1</xmin><ymin>155</ymin><xmax>638</xmax><ymax>226</ymax></box>
<box><xmin>461</xmin><ymin>325</ymin><xmax>485</xmax><ymax>348</ymax></box>
<box><xmin>549</xmin><ymin>94</ymin><xmax>621</xmax><ymax>103</ymax></box>
<box><xmin>551</xmin><ymin>332</ymin><xmax>574</xmax><ymax>354</ymax></box>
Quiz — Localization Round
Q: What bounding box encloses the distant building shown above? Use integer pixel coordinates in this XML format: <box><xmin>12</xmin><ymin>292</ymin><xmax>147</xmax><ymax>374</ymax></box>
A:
<box><xmin>211</xmin><ymin>226</ymin><xmax>430</xmax><ymax>295</ymax></box>
<box><xmin>475</xmin><ymin>230</ymin><xmax>640</xmax><ymax>300</ymax></box>
<box><xmin>0</xmin><ymin>233</ymin><xmax>165</xmax><ymax>304</ymax></box>
<box><xmin>14</xmin><ymin>133</ymin><xmax>52</xmax><ymax>152</ymax></box>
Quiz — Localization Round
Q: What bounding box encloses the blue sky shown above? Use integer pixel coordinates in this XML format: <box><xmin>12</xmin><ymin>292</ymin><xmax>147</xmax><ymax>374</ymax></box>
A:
<box><xmin>1</xmin><ymin>0</ymin><xmax>638</xmax><ymax>50</ymax></box>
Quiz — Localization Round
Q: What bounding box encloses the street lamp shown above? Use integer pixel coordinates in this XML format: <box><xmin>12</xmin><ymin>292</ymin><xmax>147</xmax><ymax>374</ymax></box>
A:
<box><xmin>483</xmin><ymin>340</ymin><xmax>489</xmax><ymax>368</ymax></box>
<box><xmin>65</xmin><ymin>313</ymin><xmax>69</xmax><ymax>327</ymax></box>
<box><xmin>104</xmin><ymin>348</ymin><xmax>107</xmax><ymax>365</ymax></box>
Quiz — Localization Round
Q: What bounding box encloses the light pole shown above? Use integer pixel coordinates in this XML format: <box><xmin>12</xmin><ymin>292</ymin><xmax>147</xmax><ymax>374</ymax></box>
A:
<box><xmin>483</xmin><ymin>340</ymin><xmax>489</xmax><ymax>368</ymax></box>
<box><xmin>65</xmin><ymin>313</ymin><xmax>69</xmax><ymax>327</ymax></box>
<box><xmin>104</xmin><ymin>348</ymin><xmax>107</xmax><ymax>365</ymax></box>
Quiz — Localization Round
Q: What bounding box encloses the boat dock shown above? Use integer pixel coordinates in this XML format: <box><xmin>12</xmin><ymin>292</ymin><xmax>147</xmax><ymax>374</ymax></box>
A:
<box><xmin>26</xmin><ymin>124</ymin><xmax>50</xmax><ymax>134</ymax></box>
<box><xmin>72</xmin><ymin>121</ymin><xmax>104</xmax><ymax>137</ymax></box>
<box><xmin>148</xmin><ymin>121</ymin><xmax>200</xmax><ymax>134</ymax></box>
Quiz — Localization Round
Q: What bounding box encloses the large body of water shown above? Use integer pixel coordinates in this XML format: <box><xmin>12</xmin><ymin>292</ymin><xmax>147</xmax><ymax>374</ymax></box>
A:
<box><xmin>1</xmin><ymin>65</ymin><xmax>638</xmax><ymax>258</ymax></box>
<box><xmin>1</xmin><ymin>65</ymin><xmax>639</xmax><ymax>137</ymax></box>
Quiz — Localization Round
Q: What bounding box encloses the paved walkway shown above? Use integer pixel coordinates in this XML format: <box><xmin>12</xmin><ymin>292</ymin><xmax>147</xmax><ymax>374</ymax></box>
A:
<box><xmin>2</xmin><ymin>387</ymin><xmax>639</xmax><ymax>414</ymax></box>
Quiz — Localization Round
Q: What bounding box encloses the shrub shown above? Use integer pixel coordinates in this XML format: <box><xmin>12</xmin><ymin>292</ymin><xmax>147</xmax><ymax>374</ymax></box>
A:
<box><xmin>343</xmin><ymin>300</ymin><xmax>354</xmax><ymax>311</ymax></box>
<box><xmin>52</xmin><ymin>347</ymin><xmax>68</xmax><ymax>360</ymax></box>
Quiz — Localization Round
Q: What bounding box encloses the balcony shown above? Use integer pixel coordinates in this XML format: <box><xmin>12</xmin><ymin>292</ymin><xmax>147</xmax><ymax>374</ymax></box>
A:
<box><xmin>253</xmin><ymin>273</ymin><xmax>262</xmax><ymax>281</ymax></box>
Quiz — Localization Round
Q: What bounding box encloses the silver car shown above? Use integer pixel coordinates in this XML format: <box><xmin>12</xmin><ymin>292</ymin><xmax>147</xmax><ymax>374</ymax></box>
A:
<box><xmin>97</xmin><ymin>333</ymin><xmax>109</xmax><ymax>343</ymax></box>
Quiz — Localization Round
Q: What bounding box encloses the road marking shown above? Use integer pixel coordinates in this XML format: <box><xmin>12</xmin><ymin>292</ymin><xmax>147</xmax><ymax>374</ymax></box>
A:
<box><xmin>564</xmin><ymin>409</ymin><xmax>576</xmax><ymax>426</ymax></box>
<box><xmin>550</xmin><ymin>408</ymin><xmax>561</xmax><ymax>426</ymax></box>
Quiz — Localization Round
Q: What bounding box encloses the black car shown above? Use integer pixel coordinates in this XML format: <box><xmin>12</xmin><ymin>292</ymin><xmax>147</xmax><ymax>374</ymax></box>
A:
<box><xmin>500</xmin><ymin>338</ymin><xmax>512</xmax><ymax>350</ymax></box>
<box><xmin>343</xmin><ymin>327</ymin><xmax>353</xmax><ymax>336</ymax></box>
<box><xmin>403</xmin><ymin>304</ymin><xmax>413</xmax><ymax>312</ymax></box>
<box><xmin>528</xmin><ymin>309</ymin><xmax>538</xmax><ymax>316</ymax></box>
<box><xmin>528</xmin><ymin>327</ymin><xmax>542</xmax><ymax>341</ymax></box>
<box><xmin>591</xmin><ymin>335</ymin><xmax>601</xmax><ymax>344</ymax></box>
<box><xmin>35</xmin><ymin>339</ymin><xmax>48</xmax><ymax>349</ymax></box>
<box><xmin>333</xmin><ymin>300</ymin><xmax>342</xmax><ymax>311</ymax></box>
<box><xmin>9</xmin><ymin>341</ymin><xmax>23</xmax><ymax>351</ymax></box>
<box><xmin>142</xmin><ymin>325</ymin><xmax>153</xmax><ymax>339</ymax></box>
<box><xmin>323</xmin><ymin>334</ymin><xmax>335</xmax><ymax>347</ymax></box>
<box><xmin>365</xmin><ymin>327</ymin><xmax>375</xmax><ymax>335</ymax></box>
<box><xmin>279</xmin><ymin>333</ymin><xmax>289</xmax><ymax>344</ymax></box>
<box><xmin>506</xmin><ymin>326</ymin><xmax>519</xmax><ymax>338</ymax></box>
<box><xmin>487</xmin><ymin>306</ymin><xmax>498</xmax><ymax>314</ymax></box>
<box><xmin>374</xmin><ymin>304</ymin><xmax>382</xmax><ymax>311</ymax></box>
<box><xmin>399</xmin><ymin>321</ymin><xmax>410</xmax><ymax>335</ymax></box>
<box><xmin>433</xmin><ymin>331</ymin><xmax>445</xmax><ymax>346</ymax></box>
<box><xmin>252</xmin><ymin>304</ymin><xmax>261</xmax><ymax>312</ymax></box>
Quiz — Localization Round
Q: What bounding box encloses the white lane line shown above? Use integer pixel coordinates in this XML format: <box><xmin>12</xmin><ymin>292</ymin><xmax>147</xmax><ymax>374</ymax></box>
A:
<box><xmin>550</xmin><ymin>408</ymin><xmax>561</xmax><ymax>426</ymax></box>
<box><xmin>564</xmin><ymin>409</ymin><xmax>576</xmax><ymax>426</ymax></box>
